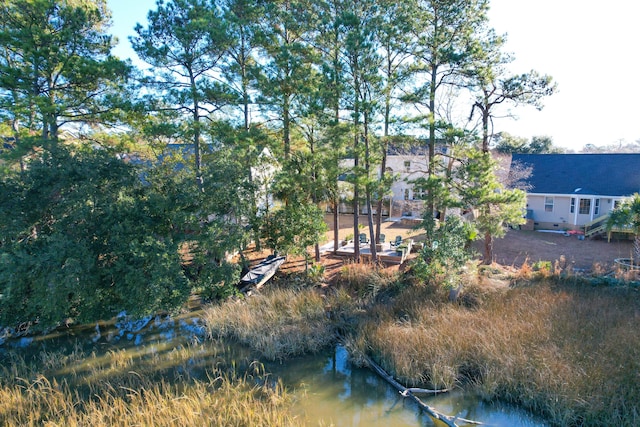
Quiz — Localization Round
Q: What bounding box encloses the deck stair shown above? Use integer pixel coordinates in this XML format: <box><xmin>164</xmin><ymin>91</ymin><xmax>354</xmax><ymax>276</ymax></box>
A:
<box><xmin>584</xmin><ymin>214</ymin><xmax>634</xmax><ymax>241</ymax></box>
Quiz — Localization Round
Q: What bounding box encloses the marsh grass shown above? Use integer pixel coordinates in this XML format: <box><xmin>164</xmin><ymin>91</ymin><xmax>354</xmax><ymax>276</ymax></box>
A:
<box><xmin>204</xmin><ymin>286</ymin><xmax>341</xmax><ymax>361</ymax></box>
<box><xmin>0</xmin><ymin>344</ymin><xmax>300</xmax><ymax>427</ymax></box>
<box><xmin>336</xmin><ymin>261</ymin><xmax>402</xmax><ymax>299</ymax></box>
<box><xmin>353</xmin><ymin>278</ymin><xmax>640</xmax><ymax>426</ymax></box>
<box><xmin>202</xmin><ymin>264</ymin><xmax>399</xmax><ymax>362</ymax></box>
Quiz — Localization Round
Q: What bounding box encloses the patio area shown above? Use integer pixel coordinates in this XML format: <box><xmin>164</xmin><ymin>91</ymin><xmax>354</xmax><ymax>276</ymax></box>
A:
<box><xmin>322</xmin><ymin>238</ymin><xmax>415</xmax><ymax>264</ymax></box>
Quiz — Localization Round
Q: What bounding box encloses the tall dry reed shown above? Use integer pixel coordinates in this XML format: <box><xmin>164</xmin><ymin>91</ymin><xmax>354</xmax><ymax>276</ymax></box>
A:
<box><xmin>353</xmin><ymin>280</ymin><xmax>640</xmax><ymax>426</ymax></box>
<box><xmin>203</xmin><ymin>287</ymin><xmax>340</xmax><ymax>360</ymax></box>
<box><xmin>0</xmin><ymin>347</ymin><xmax>300</xmax><ymax>427</ymax></box>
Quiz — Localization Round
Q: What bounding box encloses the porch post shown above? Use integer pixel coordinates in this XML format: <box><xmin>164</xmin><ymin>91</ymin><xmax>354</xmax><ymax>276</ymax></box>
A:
<box><xmin>590</xmin><ymin>197</ymin><xmax>595</xmax><ymax>222</ymax></box>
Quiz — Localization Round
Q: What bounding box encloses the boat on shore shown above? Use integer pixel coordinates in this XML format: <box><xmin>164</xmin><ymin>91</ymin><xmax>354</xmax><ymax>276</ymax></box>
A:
<box><xmin>239</xmin><ymin>255</ymin><xmax>286</xmax><ymax>292</ymax></box>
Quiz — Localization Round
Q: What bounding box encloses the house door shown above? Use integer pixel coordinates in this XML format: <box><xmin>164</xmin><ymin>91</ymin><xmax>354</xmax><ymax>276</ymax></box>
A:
<box><xmin>576</xmin><ymin>198</ymin><xmax>592</xmax><ymax>224</ymax></box>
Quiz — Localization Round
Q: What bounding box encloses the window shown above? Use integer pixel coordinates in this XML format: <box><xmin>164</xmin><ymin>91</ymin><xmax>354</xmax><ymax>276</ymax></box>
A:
<box><xmin>570</xmin><ymin>198</ymin><xmax>576</xmax><ymax>213</ymax></box>
<box><xmin>413</xmin><ymin>188</ymin><xmax>426</xmax><ymax>200</ymax></box>
<box><xmin>579</xmin><ymin>198</ymin><xmax>591</xmax><ymax>215</ymax></box>
<box><xmin>594</xmin><ymin>199</ymin><xmax>600</xmax><ymax>215</ymax></box>
<box><xmin>404</xmin><ymin>161</ymin><xmax>410</xmax><ymax>172</ymax></box>
<box><xmin>404</xmin><ymin>189</ymin><xmax>409</xmax><ymax>200</ymax></box>
<box><xmin>544</xmin><ymin>197</ymin><xmax>554</xmax><ymax>212</ymax></box>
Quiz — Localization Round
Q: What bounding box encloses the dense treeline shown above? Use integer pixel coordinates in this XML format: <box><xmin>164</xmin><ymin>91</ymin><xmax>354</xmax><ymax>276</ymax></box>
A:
<box><xmin>0</xmin><ymin>0</ymin><xmax>555</xmax><ymax>330</ymax></box>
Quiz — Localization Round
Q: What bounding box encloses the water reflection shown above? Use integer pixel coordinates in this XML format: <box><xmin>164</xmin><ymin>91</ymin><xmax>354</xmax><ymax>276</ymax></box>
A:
<box><xmin>267</xmin><ymin>346</ymin><xmax>548</xmax><ymax>427</ymax></box>
<box><xmin>267</xmin><ymin>346</ymin><xmax>424</xmax><ymax>426</ymax></box>
<box><xmin>2</xmin><ymin>321</ymin><xmax>548</xmax><ymax>427</ymax></box>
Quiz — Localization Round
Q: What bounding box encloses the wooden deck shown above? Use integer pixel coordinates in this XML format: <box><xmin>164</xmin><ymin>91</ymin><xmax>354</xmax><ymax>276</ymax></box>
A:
<box><xmin>332</xmin><ymin>239</ymin><xmax>414</xmax><ymax>264</ymax></box>
<box><xmin>584</xmin><ymin>214</ymin><xmax>635</xmax><ymax>241</ymax></box>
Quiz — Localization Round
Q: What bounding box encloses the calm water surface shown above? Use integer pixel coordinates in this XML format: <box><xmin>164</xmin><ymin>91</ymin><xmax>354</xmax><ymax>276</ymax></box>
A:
<box><xmin>267</xmin><ymin>345</ymin><xmax>549</xmax><ymax>427</ymax></box>
<box><xmin>2</xmin><ymin>318</ymin><xmax>548</xmax><ymax>427</ymax></box>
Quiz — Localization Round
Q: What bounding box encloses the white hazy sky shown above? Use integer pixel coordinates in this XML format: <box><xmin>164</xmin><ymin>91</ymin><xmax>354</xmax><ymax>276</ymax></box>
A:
<box><xmin>107</xmin><ymin>0</ymin><xmax>640</xmax><ymax>151</ymax></box>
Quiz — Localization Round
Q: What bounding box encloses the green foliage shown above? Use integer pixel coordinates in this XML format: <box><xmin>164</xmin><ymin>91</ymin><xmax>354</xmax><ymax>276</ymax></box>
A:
<box><xmin>459</xmin><ymin>149</ymin><xmax>526</xmax><ymax>236</ymax></box>
<box><xmin>0</xmin><ymin>144</ymin><xmax>193</xmax><ymax>329</ymax></box>
<box><xmin>195</xmin><ymin>261</ymin><xmax>241</xmax><ymax>301</ymax></box>
<box><xmin>306</xmin><ymin>263</ymin><xmax>325</xmax><ymax>283</ymax></box>
<box><xmin>607</xmin><ymin>193</ymin><xmax>640</xmax><ymax>261</ymax></box>
<box><xmin>493</xmin><ymin>132</ymin><xmax>561</xmax><ymax>154</ymax></box>
<box><xmin>455</xmin><ymin>149</ymin><xmax>526</xmax><ymax>263</ymax></box>
<box><xmin>414</xmin><ymin>215</ymin><xmax>475</xmax><ymax>287</ymax></box>
<box><xmin>466</xmin><ymin>26</ymin><xmax>557</xmax><ymax>151</ymax></box>
<box><xmin>0</xmin><ymin>0</ymin><xmax>131</xmax><ymax>139</ymax></box>
<box><xmin>144</xmin><ymin>142</ymin><xmax>252</xmax><ymax>299</ymax></box>
<box><xmin>262</xmin><ymin>203</ymin><xmax>327</xmax><ymax>260</ymax></box>
<box><xmin>131</xmin><ymin>0</ymin><xmax>235</xmax><ymax>187</ymax></box>
<box><xmin>532</xmin><ymin>260</ymin><xmax>552</xmax><ymax>272</ymax></box>
<box><xmin>0</xmin><ymin>141</ymin><xmax>249</xmax><ymax>330</ymax></box>
<box><xmin>607</xmin><ymin>193</ymin><xmax>640</xmax><ymax>234</ymax></box>
<box><xmin>413</xmin><ymin>174</ymin><xmax>461</xmax><ymax>241</ymax></box>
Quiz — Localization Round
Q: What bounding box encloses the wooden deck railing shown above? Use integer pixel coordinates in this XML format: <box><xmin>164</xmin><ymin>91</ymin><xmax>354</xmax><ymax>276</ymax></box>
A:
<box><xmin>584</xmin><ymin>214</ymin><xmax>634</xmax><ymax>241</ymax></box>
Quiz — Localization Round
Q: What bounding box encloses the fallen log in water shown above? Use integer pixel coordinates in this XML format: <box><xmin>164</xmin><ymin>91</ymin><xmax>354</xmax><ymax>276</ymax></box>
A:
<box><xmin>363</xmin><ymin>354</ymin><xmax>484</xmax><ymax>427</ymax></box>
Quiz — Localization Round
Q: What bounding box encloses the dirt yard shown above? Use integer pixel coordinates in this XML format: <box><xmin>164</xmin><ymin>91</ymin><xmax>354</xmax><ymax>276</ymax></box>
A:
<box><xmin>482</xmin><ymin>229</ymin><xmax>634</xmax><ymax>271</ymax></box>
<box><xmin>324</xmin><ymin>214</ymin><xmax>634</xmax><ymax>271</ymax></box>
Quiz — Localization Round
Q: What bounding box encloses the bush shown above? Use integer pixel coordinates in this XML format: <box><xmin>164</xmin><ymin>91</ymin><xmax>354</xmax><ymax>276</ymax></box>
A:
<box><xmin>0</xmin><ymin>145</ymin><xmax>200</xmax><ymax>330</ymax></box>
<box><xmin>411</xmin><ymin>216</ymin><xmax>475</xmax><ymax>288</ymax></box>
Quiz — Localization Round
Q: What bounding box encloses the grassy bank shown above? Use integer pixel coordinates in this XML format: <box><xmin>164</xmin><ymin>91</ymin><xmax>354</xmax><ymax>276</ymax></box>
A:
<box><xmin>2</xmin><ymin>261</ymin><xmax>638</xmax><ymax>426</ymax></box>
<box><xmin>0</xmin><ymin>344</ymin><xmax>300</xmax><ymax>427</ymax></box>
<box><xmin>203</xmin><ymin>282</ymin><xmax>360</xmax><ymax>361</ymax></box>
<box><xmin>203</xmin><ymin>262</ymin><xmax>640</xmax><ymax>426</ymax></box>
<box><xmin>350</xmin><ymin>277</ymin><xmax>640</xmax><ymax>426</ymax></box>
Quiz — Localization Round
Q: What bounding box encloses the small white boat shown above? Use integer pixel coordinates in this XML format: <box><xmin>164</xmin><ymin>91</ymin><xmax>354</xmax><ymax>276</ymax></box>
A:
<box><xmin>239</xmin><ymin>255</ymin><xmax>286</xmax><ymax>292</ymax></box>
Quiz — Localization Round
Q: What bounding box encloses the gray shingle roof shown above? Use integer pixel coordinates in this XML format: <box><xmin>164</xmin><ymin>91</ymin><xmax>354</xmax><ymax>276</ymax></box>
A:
<box><xmin>511</xmin><ymin>153</ymin><xmax>640</xmax><ymax>197</ymax></box>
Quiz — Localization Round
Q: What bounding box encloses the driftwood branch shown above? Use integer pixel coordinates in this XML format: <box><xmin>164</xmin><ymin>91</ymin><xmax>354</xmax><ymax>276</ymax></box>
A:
<box><xmin>363</xmin><ymin>354</ymin><xmax>485</xmax><ymax>427</ymax></box>
<box><xmin>401</xmin><ymin>387</ymin><xmax>449</xmax><ymax>396</ymax></box>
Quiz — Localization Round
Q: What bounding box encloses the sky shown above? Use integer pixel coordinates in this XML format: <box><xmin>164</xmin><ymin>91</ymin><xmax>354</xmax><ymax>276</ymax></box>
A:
<box><xmin>107</xmin><ymin>0</ymin><xmax>640</xmax><ymax>151</ymax></box>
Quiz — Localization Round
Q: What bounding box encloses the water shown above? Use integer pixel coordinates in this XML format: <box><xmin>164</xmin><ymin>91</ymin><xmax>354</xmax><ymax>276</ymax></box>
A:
<box><xmin>1</xmin><ymin>319</ymin><xmax>548</xmax><ymax>427</ymax></box>
<box><xmin>267</xmin><ymin>346</ymin><xmax>549</xmax><ymax>427</ymax></box>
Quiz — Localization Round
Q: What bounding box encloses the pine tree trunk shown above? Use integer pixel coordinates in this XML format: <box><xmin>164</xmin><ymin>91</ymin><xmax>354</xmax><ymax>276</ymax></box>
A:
<box><xmin>333</xmin><ymin>200</ymin><xmax>339</xmax><ymax>253</ymax></box>
<box><xmin>483</xmin><ymin>230</ymin><xmax>493</xmax><ymax>265</ymax></box>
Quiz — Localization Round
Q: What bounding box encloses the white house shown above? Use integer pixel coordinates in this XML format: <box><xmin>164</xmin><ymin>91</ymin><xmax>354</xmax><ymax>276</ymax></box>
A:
<box><xmin>510</xmin><ymin>153</ymin><xmax>640</xmax><ymax>231</ymax></box>
<box><xmin>250</xmin><ymin>146</ymin><xmax>279</xmax><ymax>213</ymax></box>
<box><xmin>338</xmin><ymin>144</ymin><xmax>448</xmax><ymax>218</ymax></box>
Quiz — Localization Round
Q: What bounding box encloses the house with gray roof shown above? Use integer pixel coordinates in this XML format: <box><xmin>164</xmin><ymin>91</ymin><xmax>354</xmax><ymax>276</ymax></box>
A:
<box><xmin>510</xmin><ymin>153</ymin><xmax>640</xmax><ymax>230</ymax></box>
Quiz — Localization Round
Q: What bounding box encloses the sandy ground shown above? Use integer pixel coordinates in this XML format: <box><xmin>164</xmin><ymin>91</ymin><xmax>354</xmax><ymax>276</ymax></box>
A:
<box><xmin>479</xmin><ymin>229</ymin><xmax>634</xmax><ymax>271</ymax></box>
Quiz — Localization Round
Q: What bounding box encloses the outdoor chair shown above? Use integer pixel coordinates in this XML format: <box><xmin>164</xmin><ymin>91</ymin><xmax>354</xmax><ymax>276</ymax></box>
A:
<box><xmin>379</xmin><ymin>234</ymin><xmax>386</xmax><ymax>243</ymax></box>
<box><xmin>390</xmin><ymin>235</ymin><xmax>402</xmax><ymax>247</ymax></box>
<box><xmin>359</xmin><ymin>233</ymin><xmax>369</xmax><ymax>245</ymax></box>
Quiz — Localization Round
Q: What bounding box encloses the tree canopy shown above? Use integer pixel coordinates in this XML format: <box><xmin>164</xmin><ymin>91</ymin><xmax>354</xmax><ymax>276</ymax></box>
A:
<box><xmin>0</xmin><ymin>0</ymin><xmax>557</xmax><ymax>329</ymax></box>
<box><xmin>493</xmin><ymin>132</ymin><xmax>563</xmax><ymax>154</ymax></box>
<box><xmin>0</xmin><ymin>0</ymin><xmax>131</xmax><ymax>141</ymax></box>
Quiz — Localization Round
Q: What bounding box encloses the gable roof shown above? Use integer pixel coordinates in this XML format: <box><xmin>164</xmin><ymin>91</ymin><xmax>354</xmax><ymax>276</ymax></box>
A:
<box><xmin>511</xmin><ymin>153</ymin><xmax>640</xmax><ymax>197</ymax></box>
